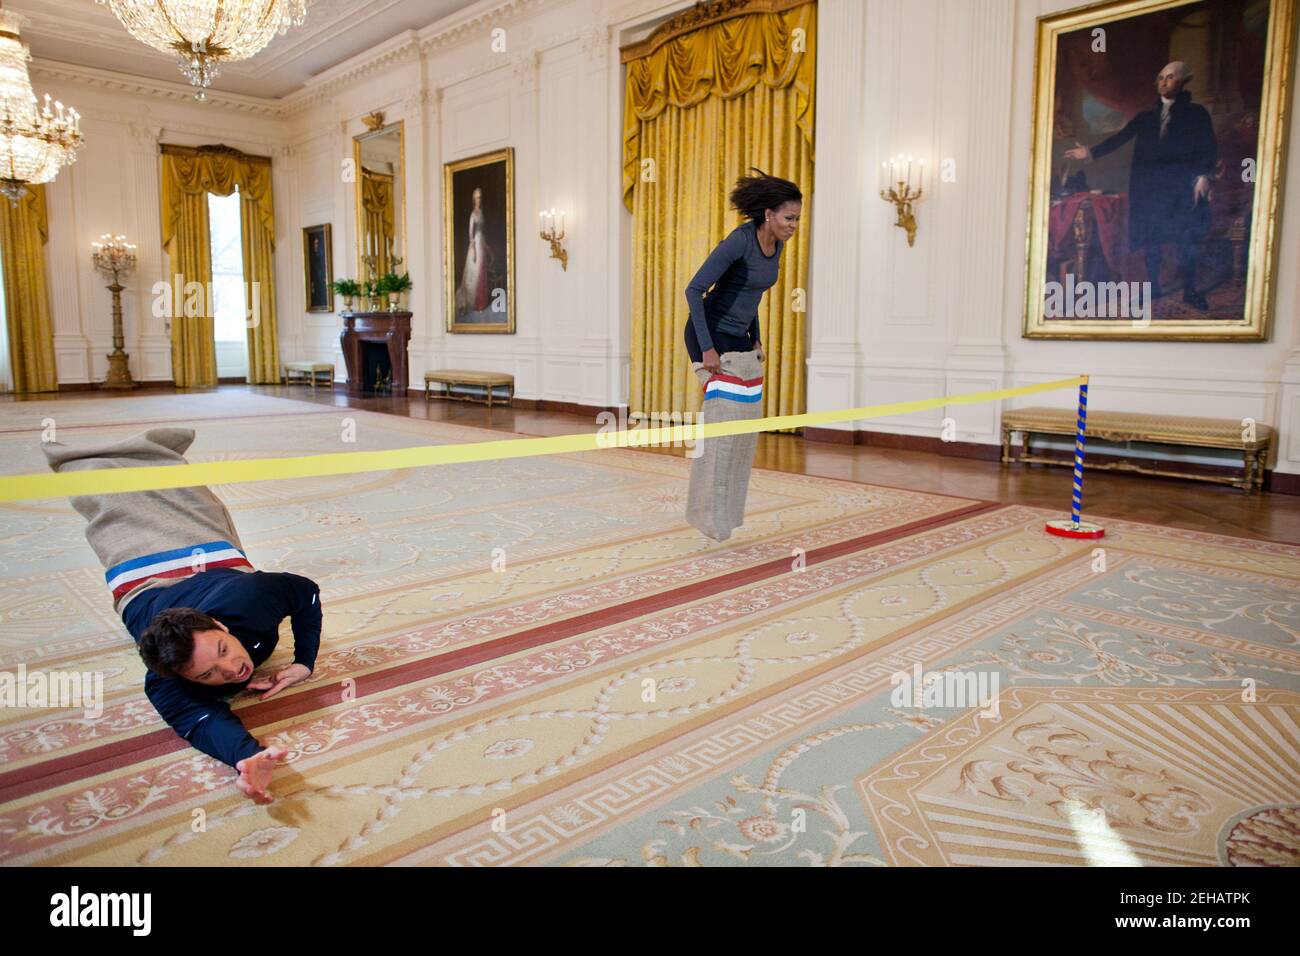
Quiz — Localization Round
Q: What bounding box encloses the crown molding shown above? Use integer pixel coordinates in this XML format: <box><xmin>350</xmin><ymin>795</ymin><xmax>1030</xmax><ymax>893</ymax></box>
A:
<box><xmin>31</xmin><ymin>0</ymin><xmax>626</xmax><ymax>120</ymax></box>
<box><xmin>234</xmin><ymin>0</ymin><xmax>416</xmax><ymax>81</ymax></box>
<box><xmin>31</xmin><ymin>58</ymin><xmax>285</xmax><ymax>118</ymax></box>
<box><xmin>281</xmin><ymin>30</ymin><xmax>423</xmax><ymax>115</ymax></box>
<box><xmin>14</xmin><ymin>0</ymin><xmax>423</xmax><ymax>89</ymax></box>
<box><xmin>69</xmin><ymin>106</ymin><xmax>287</xmax><ymax>151</ymax></box>
<box><xmin>280</xmin><ymin>0</ymin><xmax>551</xmax><ymax>115</ymax></box>
<box><xmin>416</xmin><ymin>0</ymin><xmax>547</xmax><ymax>54</ymax></box>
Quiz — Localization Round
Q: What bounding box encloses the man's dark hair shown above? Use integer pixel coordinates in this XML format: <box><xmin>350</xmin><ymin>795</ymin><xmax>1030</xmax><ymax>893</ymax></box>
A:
<box><xmin>730</xmin><ymin>167</ymin><xmax>802</xmax><ymax>225</ymax></box>
<box><xmin>138</xmin><ymin>608</ymin><xmax>218</xmax><ymax>678</ymax></box>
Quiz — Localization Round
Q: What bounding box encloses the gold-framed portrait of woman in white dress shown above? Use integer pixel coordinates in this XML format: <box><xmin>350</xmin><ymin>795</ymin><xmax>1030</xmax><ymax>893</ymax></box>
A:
<box><xmin>443</xmin><ymin>148</ymin><xmax>515</xmax><ymax>333</ymax></box>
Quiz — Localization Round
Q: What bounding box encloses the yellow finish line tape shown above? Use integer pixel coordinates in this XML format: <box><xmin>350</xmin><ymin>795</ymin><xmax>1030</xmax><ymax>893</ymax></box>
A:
<box><xmin>0</xmin><ymin>376</ymin><xmax>1086</xmax><ymax>502</ymax></box>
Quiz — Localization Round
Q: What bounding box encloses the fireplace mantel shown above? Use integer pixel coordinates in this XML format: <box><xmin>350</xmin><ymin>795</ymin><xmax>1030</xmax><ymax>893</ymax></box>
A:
<box><xmin>339</xmin><ymin>311</ymin><xmax>412</xmax><ymax>397</ymax></box>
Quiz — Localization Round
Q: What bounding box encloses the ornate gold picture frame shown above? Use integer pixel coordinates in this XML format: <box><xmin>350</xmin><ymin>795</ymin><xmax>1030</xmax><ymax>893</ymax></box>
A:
<box><xmin>303</xmin><ymin>223</ymin><xmax>333</xmax><ymax>313</ymax></box>
<box><xmin>1023</xmin><ymin>0</ymin><xmax>1295</xmax><ymax>340</ymax></box>
<box><xmin>443</xmin><ymin>147</ymin><xmax>515</xmax><ymax>334</ymax></box>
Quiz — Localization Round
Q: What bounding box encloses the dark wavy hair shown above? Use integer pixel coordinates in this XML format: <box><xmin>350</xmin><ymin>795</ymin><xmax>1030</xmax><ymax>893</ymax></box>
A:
<box><xmin>730</xmin><ymin>167</ymin><xmax>802</xmax><ymax>225</ymax></box>
<box><xmin>139</xmin><ymin>607</ymin><xmax>218</xmax><ymax>678</ymax></box>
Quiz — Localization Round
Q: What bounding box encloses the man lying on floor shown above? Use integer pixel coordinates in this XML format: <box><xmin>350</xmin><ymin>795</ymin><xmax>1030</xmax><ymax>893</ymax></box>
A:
<box><xmin>43</xmin><ymin>427</ymin><xmax>320</xmax><ymax>805</ymax></box>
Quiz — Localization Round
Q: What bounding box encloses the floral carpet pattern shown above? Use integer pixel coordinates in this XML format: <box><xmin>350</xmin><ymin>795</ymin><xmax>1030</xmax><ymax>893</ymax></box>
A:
<box><xmin>0</xmin><ymin>393</ymin><xmax>1296</xmax><ymax>866</ymax></box>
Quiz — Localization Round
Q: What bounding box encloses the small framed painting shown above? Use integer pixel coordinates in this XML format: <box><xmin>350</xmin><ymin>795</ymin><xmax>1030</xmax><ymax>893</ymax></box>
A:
<box><xmin>303</xmin><ymin>223</ymin><xmax>334</xmax><ymax>313</ymax></box>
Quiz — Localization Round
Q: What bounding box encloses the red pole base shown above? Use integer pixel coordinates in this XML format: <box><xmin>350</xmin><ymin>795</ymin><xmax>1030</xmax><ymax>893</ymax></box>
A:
<box><xmin>1045</xmin><ymin>519</ymin><xmax>1105</xmax><ymax>539</ymax></box>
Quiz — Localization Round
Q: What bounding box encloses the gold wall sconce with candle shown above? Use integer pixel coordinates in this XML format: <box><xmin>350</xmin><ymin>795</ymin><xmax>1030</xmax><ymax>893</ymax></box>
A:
<box><xmin>879</xmin><ymin>154</ymin><xmax>924</xmax><ymax>247</ymax></box>
<box><xmin>90</xmin><ymin>233</ymin><xmax>139</xmax><ymax>389</ymax></box>
<box><xmin>539</xmin><ymin>207</ymin><xmax>567</xmax><ymax>270</ymax></box>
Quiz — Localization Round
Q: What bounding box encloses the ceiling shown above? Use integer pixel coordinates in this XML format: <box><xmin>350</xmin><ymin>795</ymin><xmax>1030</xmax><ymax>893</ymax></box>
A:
<box><xmin>13</xmin><ymin>0</ymin><xmax>480</xmax><ymax>99</ymax></box>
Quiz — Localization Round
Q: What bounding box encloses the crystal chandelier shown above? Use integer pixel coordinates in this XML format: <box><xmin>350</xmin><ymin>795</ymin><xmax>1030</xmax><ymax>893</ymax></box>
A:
<box><xmin>0</xmin><ymin>8</ymin><xmax>83</xmax><ymax>204</ymax></box>
<box><xmin>95</xmin><ymin>0</ymin><xmax>307</xmax><ymax>99</ymax></box>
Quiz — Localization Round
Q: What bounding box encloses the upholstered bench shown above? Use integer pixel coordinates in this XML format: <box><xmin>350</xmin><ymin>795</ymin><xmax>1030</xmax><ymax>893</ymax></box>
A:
<box><xmin>1001</xmin><ymin>407</ymin><xmax>1273</xmax><ymax>493</ymax></box>
<box><xmin>282</xmin><ymin>361</ymin><xmax>335</xmax><ymax>389</ymax></box>
<box><xmin>424</xmin><ymin>370</ymin><xmax>515</xmax><ymax>407</ymax></box>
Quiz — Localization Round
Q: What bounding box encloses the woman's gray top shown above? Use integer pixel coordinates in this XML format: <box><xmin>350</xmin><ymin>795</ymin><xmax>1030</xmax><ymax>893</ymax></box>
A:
<box><xmin>684</xmin><ymin>220</ymin><xmax>784</xmax><ymax>353</ymax></box>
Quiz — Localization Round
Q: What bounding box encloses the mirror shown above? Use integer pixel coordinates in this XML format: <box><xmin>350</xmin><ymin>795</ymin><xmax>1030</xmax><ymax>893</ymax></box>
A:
<box><xmin>353</xmin><ymin>119</ymin><xmax>405</xmax><ymax>290</ymax></box>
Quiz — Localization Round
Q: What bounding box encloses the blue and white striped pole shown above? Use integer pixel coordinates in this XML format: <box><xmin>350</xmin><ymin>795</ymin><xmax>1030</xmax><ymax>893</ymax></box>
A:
<box><xmin>1070</xmin><ymin>379</ymin><xmax>1088</xmax><ymax>526</ymax></box>
<box><xmin>1046</xmin><ymin>375</ymin><xmax>1105</xmax><ymax>539</ymax></box>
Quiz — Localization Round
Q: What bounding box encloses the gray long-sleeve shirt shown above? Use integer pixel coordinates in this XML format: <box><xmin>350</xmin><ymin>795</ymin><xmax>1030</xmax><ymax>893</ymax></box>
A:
<box><xmin>685</xmin><ymin>220</ymin><xmax>784</xmax><ymax>353</ymax></box>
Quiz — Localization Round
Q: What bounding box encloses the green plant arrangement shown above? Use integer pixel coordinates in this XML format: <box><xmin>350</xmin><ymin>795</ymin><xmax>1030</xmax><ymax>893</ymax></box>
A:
<box><xmin>376</xmin><ymin>272</ymin><xmax>412</xmax><ymax>293</ymax></box>
<box><xmin>330</xmin><ymin>277</ymin><xmax>362</xmax><ymax>312</ymax></box>
<box><xmin>377</xmin><ymin>272</ymin><xmax>412</xmax><ymax>310</ymax></box>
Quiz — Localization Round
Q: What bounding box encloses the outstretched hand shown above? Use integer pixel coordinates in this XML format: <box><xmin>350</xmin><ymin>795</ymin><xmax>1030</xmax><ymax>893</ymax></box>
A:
<box><xmin>247</xmin><ymin>663</ymin><xmax>312</xmax><ymax>701</ymax></box>
<box><xmin>235</xmin><ymin>746</ymin><xmax>288</xmax><ymax>804</ymax></box>
<box><xmin>1193</xmin><ymin>175</ymin><xmax>1213</xmax><ymax>206</ymax></box>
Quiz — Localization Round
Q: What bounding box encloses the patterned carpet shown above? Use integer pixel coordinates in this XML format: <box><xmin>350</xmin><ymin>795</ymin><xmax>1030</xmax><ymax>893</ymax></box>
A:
<box><xmin>0</xmin><ymin>393</ymin><xmax>1296</xmax><ymax>866</ymax></box>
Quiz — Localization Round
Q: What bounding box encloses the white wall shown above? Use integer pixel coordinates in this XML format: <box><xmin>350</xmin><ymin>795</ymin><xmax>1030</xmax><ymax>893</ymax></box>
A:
<box><xmin>26</xmin><ymin>0</ymin><xmax>1300</xmax><ymax>477</ymax></box>
<box><xmin>277</xmin><ymin>0</ymin><xmax>647</xmax><ymax>407</ymax></box>
<box><xmin>29</xmin><ymin>61</ymin><xmax>290</xmax><ymax>386</ymax></box>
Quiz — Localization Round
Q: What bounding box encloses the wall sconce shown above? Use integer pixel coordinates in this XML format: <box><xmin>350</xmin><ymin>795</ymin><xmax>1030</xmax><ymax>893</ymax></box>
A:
<box><xmin>539</xmin><ymin>207</ymin><xmax>567</xmax><ymax>270</ymax></box>
<box><xmin>879</xmin><ymin>154</ymin><xmax>924</xmax><ymax>247</ymax></box>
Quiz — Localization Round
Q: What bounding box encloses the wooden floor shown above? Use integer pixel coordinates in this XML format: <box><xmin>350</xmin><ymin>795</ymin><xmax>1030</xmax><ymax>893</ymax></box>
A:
<box><xmin>11</xmin><ymin>383</ymin><xmax>1300</xmax><ymax>544</ymax></box>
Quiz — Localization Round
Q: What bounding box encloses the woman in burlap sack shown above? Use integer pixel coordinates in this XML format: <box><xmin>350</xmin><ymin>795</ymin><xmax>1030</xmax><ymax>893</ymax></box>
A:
<box><xmin>683</xmin><ymin>168</ymin><xmax>802</xmax><ymax>540</ymax></box>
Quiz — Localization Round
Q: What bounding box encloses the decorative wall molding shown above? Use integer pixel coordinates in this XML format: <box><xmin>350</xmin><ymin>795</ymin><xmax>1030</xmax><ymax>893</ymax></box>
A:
<box><xmin>512</xmin><ymin>49</ymin><xmax>542</xmax><ymax>85</ymax></box>
<box><xmin>33</xmin><ymin>2</ymin><xmax>604</xmax><ymax>122</ymax></box>
<box><xmin>416</xmin><ymin>0</ymin><xmax>548</xmax><ymax>55</ymax></box>
<box><xmin>31</xmin><ymin>58</ymin><xmax>284</xmax><ymax>117</ymax></box>
<box><xmin>84</xmin><ymin>110</ymin><xmax>285</xmax><ymax>151</ymax></box>
<box><xmin>404</xmin><ymin>87</ymin><xmax>430</xmax><ymax>114</ymax></box>
<box><xmin>126</xmin><ymin>122</ymin><xmax>164</xmax><ymax>151</ymax></box>
<box><xmin>284</xmin><ymin>33</ymin><xmax>423</xmax><ymax>115</ymax></box>
<box><xmin>579</xmin><ymin>23</ymin><xmax>614</xmax><ymax>65</ymax></box>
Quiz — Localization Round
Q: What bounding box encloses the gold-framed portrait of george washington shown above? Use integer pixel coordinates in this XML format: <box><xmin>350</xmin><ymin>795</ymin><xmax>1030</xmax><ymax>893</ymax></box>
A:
<box><xmin>443</xmin><ymin>148</ymin><xmax>515</xmax><ymax>333</ymax></box>
<box><xmin>1023</xmin><ymin>0</ymin><xmax>1295</xmax><ymax>340</ymax></box>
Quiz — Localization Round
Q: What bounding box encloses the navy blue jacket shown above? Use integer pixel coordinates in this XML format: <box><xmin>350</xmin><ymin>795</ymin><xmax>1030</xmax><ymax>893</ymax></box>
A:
<box><xmin>122</xmin><ymin>569</ymin><xmax>322</xmax><ymax>768</ymax></box>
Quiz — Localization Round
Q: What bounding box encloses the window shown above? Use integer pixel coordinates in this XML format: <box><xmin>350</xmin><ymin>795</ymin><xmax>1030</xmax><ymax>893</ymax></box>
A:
<box><xmin>206</xmin><ymin>188</ymin><xmax>247</xmax><ymax>379</ymax></box>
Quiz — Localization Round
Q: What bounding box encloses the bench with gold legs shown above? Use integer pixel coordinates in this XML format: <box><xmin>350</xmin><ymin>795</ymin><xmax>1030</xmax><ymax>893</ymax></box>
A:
<box><xmin>1001</xmin><ymin>407</ymin><xmax>1272</xmax><ymax>494</ymax></box>
<box><xmin>281</xmin><ymin>362</ymin><xmax>335</xmax><ymax>390</ymax></box>
<box><xmin>423</xmin><ymin>370</ymin><xmax>515</xmax><ymax>407</ymax></box>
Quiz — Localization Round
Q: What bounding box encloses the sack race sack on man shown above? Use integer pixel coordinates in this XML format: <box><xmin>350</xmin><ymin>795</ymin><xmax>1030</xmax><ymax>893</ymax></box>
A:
<box><xmin>43</xmin><ymin>427</ymin><xmax>252</xmax><ymax>613</ymax></box>
<box><xmin>686</xmin><ymin>350</ymin><xmax>764</xmax><ymax>541</ymax></box>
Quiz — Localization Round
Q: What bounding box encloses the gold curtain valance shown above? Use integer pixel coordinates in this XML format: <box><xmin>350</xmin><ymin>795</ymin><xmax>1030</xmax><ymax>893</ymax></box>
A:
<box><xmin>160</xmin><ymin>144</ymin><xmax>275</xmax><ymax>249</ymax></box>
<box><xmin>621</xmin><ymin>0</ymin><xmax>815</xmax><ymax>209</ymax></box>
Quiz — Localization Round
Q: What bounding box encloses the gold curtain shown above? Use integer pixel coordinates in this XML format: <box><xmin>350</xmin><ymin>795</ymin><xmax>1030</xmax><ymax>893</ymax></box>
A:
<box><xmin>160</xmin><ymin>145</ymin><xmax>280</xmax><ymax>387</ymax></box>
<box><xmin>360</xmin><ymin>168</ymin><xmax>395</xmax><ymax>276</ymax></box>
<box><xmin>0</xmin><ymin>184</ymin><xmax>58</xmax><ymax>393</ymax></box>
<box><xmin>622</xmin><ymin>0</ymin><xmax>815</xmax><ymax>421</ymax></box>
<box><xmin>237</xmin><ymin>160</ymin><xmax>280</xmax><ymax>384</ymax></box>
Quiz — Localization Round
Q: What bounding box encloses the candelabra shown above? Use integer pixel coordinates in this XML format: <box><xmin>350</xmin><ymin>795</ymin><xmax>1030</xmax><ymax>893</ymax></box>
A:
<box><xmin>879</xmin><ymin>154</ymin><xmax>924</xmax><ymax>247</ymax></box>
<box><xmin>91</xmin><ymin>234</ymin><xmax>139</xmax><ymax>389</ymax></box>
<box><xmin>388</xmin><ymin>240</ymin><xmax>403</xmax><ymax>276</ymax></box>
<box><xmin>360</xmin><ymin>253</ymin><xmax>380</xmax><ymax>309</ymax></box>
<box><xmin>539</xmin><ymin>207</ymin><xmax>567</xmax><ymax>270</ymax></box>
